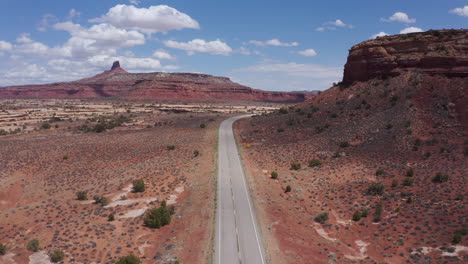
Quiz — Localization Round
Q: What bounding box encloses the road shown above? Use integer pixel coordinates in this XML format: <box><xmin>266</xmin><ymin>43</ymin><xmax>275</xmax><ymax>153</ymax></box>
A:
<box><xmin>214</xmin><ymin>115</ymin><xmax>266</xmax><ymax>264</ymax></box>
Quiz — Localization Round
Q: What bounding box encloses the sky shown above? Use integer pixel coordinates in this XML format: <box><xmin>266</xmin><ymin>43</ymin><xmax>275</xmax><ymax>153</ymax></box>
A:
<box><xmin>0</xmin><ymin>0</ymin><xmax>466</xmax><ymax>91</ymax></box>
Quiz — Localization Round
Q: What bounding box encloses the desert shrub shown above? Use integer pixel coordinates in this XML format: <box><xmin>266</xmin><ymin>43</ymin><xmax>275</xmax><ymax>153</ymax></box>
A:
<box><xmin>309</xmin><ymin>159</ymin><xmax>322</xmax><ymax>167</ymax></box>
<box><xmin>116</xmin><ymin>254</ymin><xmax>141</xmax><ymax>264</ymax></box>
<box><xmin>167</xmin><ymin>145</ymin><xmax>175</xmax><ymax>151</ymax></box>
<box><xmin>132</xmin><ymin>179</ymin><xmax>145</xmax><ymax>193</ymax></box>
<box><xmin>277</xmin><ymin>128</ymin><xmax>284</xmax><ymax>133</ymax></box>
<box><xmin>391</xmin><ymin>179</ymin><xmax>398</xmax><ymax>187</ymax></box>
<box><xmin>406</xmin><ymin>168</ymin><xmax>414</xmax><ymax>177</ymax></box>
<box><xmin>314</xmin><ymin>212</ymin><xmax>329</xmax><ymax>224</ymax></box>
<box><xmin>50</xmin><ymin>249</ymin><xmax>65</xmax><ymax>263</ymax></box>
<box><xmin>0</xmin><ymin>244</ymin><xmax>6</xmax><ymax>255</ymax></box>
<box><xmin>386</xmin><ymin>124</ymin><xmax>393</xmax><ymax>129</ymax></box>
<box><xmin>199</xmin><ymin>123</ymin><xmax>206</xmax><ymax>128</ymax></box>
<box><xmin>290</xmin><ymin>163</ymin><xmax>301</xmax><ymax>170</ymax></box>
<box><xmin>453</xmin><ymin>233</ymin><xmax>462</xmax><ymax>244</ymax></box>
<box><xmin>403</xmin><ymin>178</ymin><xmax>414</xmax><ymax>186</ymax></box>
<box><xmin>285</xmin><ymin>185</ymin><xmax>291</xmax><ymax>193</ymax></box>
<box><xmin>193</xmin><ymin>150</ymin><xmax>200</xmax><ymax>157</ymax></box>
<box><xmin>339</xmin><ymin>141</ymin><xmax>350</xmax><ymax>148</ymax></box>
<box><xmin>279</xmin><ymin>108</ymin><xmax>288</xmax><ymax>114</ymax></box>
<box><xmin>271</xmin><ymin>171</ymin><xmax>278</xmax><ymax>179</ymax></box>
<box><xmin>144</xmin><ymin>201</ymin><xmax>171</xmax><ymax>229</ymax></box>
<box><xmin>407</xmin><ymin>197</ymin><xmax>413</xmax><ymax>203</ymax></box>
<box><xmin>373</xmin><ymin>203</ymin><xmax>383</xmax><ymax>223</ymax></box>
<box><xmin>41</xmin><ymin>122</ymin><xmax>51</xmax><ymax>129</ymax></box>
<box><xmin>49</xmin><ymin>116</ymin><xmax>62</xmax><ymax>123</ymax></box>
<box><xmin>352</xmin><ymin>210</ymin><xmax>362</xmax><ymax>221</ymax></box>
<box><xmin>27</xmin><ymin>239</ymin><xmax>40</xmax><ymax>252</ymax></box>
<box><xmin>432</xmin><ymin>172</ymin><xmax>449</xmax><ymax>183</ymax></box>
<box><xmin>108</xmin><ymin>214</ymin><xmax>115</xmax><ymax>221</ymax></box>
<box><xmin>76</xmin><ymin>191</ymin><xmax>87</xmax><ymax>201</ymax></box>
<box><xmin>93</xmin><ymin>196</ymin><xmax>108</xmax><ymax>207</ymax></box>
<box><xmin>375</xmin><ymin>168</ymin><xmax>384</xmax><ymax>176</ymax></box>
<box><xmin>361</xmin><ymin>208</ymin><xmax>369</xmax><ymax>218</ymax></box>
<box><xmin>367</xmin><ymin>182</ymin><xmax>385</xmax><ymax>195</ymax></box>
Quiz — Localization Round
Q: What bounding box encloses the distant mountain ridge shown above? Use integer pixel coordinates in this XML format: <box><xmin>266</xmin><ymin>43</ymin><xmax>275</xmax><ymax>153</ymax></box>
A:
<box><xmin>0</xmin><ymin>62</ymin><xmax>306</xmax><ymax>103</ymax></box>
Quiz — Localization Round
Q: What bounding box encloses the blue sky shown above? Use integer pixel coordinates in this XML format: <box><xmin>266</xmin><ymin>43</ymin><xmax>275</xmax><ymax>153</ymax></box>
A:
<box><xmin>0</xmin><ymin>0</ymin><xmax>466</xmax><ymax>91</ymax></box>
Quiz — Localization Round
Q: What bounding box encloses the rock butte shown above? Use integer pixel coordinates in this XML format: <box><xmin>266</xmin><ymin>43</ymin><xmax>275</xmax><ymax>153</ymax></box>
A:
<box><xmin>0</xmin><ymin>62</ymin><xmax>306</xmax><ymax>103</ymax></box>
<box><xmin>343</xmin><ymin>29</ymin><xmax>468</xmax><ymax>84</ymax></box>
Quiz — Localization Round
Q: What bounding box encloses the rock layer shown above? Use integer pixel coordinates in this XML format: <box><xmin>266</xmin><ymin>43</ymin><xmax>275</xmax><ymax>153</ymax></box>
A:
<box><xmin>343</xmin><ymin>29</ymin><xmax>468</xmax><ymax>84</ymax></box>
<box><xmin>0</xmin><ymin>61</ymin><xmax>305</xmax><ymax>103</ymax></box>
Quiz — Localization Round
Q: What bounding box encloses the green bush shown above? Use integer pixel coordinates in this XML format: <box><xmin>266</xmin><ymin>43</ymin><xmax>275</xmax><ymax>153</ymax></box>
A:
<box><xmin>167</xmin><ymin>145</ymin><xmax>175</xmax><ymax>151</ymax></box>
<box><xmin>277</xmin><ymin>128</ymin><xmax>284</xmax><ymax>133</ymax></box>
<box><xmin>352</xmin><ymin>210</ymin><xmax>361</xmax><ymax>221</ymax></box>
<box><xmin>339</xmin><ymin>141</ymin><xmax>350</xmax><ymax>148</ymax></box>
<box><xmin>27</xmin><ymin>239</ymin><xmax>40</xmax><ymax>252</ymax></box>
<box><xmin>375</xmin><ymin>168</ymin><xmax>384</xmax><ymax>176</ymax></box>
<box><xmin>314</xmin><ymin>212</ymin><xmax>329</xmax><ymax>224</ymax></box>
<box><xmin>41</xmin><ymin>122</ymin><xmax>51</xmax><ymax>129</ymax></box>
<box><xmin>403</xmin><ymin>178</ymin><xmax>414</xmax><ymax>186</ymax></box>
<box><xmin>373</xmin><ymin>203</ymin><xmax>383</xmax><ymax>223</ymax></box>
<box><xmin>0</xmin><ymin>243</ymin><xmax>6</xmax><ymax>255</ymax></box>
<box><xmin>199</xmin><ymin>123</ymin><xmax>206</xmax><ymax>128</ymax></box>
<box><xmin>271</xmin><ymin>172</ymin><xmax>278</xmax><ymax>179</ymax></box>
<box><xmin>132</xmin><ymin>179</ymin><xmax>145</xmax><ymax>193</ymax></box>
<box><xmin>406</xmin><ymin>168</ymin><xmax>414</xmax><ymax>177</ymax></box>
<box><xmin>193</xmin><ymin>150</ymin><xmax>200</xmax><ymax>157</ymax></box>
<box><xmin>50</xmin><ymin>249</ymin><xmax>65</xmax><ymax>263</ymax></box>
<box><xmin>93</xmin><ymin>196</ymin><xmax>108</xmax><ymax>207</ymax></box>
<box><xmin>144</xmin><ymin>201</ymin><xmax>171</xmax><ymax>229</ymax></box>
<box><xmin>279</xmin><ymin>108</ymin><xmax>288</xmax><ymax>114</ymax></box>
<box><xmin>361</xmin><ymin>208</ymin><xmax>369</xmax><ymax>218</ymax></box>
<box><xmin>290</xmin><ymin>163</ymin><xmax>301</xmax><ymax>170</ymax></box>
<box><xmin>116</xmin><ymin>254</ymin><xmax>141</xmax><ymax>264</ymax></box>
<box><xmin>432</xmin><ymin>172</ymin><xmax>449</xmax><ymax>183</ymax></box>
<box><xmin>309</xmin><ymin>159</ymin><xmax>322</xmax><ymax>167</ymax></box>
<box><xmin>285</xmin><ymin>185</ymin><xmax>291</xmax><ymax>193</ymax></box>
<box><xmin>391</xmin><ymin>179</ymin><xmax>398</xmax><ymax>187</ymax></box>
<box><xmin>108</xmin><ymin>214</ymin><xmax>115</xmax><ymax>221</ymax></box>
<box><xmin>76</xmin><ymin>191</ymin><xmax>87</xmax><ymax>201</ymax></box>
<box><xmin>367</xmin><ymin>182</ymin><xmax>385</xmax><ymax>195</ymax></box>
<box><xmin>453</xmin><ymin>233</ymin><xmax>462</xmax><ymax>244</ymax></box>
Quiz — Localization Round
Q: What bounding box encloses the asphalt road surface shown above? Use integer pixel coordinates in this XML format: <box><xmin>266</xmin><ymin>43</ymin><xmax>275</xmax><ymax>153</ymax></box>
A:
<box><xmin>214</xmin><ymin>115</ymin><xmax>266</xmax><ymax>264</ymax></box>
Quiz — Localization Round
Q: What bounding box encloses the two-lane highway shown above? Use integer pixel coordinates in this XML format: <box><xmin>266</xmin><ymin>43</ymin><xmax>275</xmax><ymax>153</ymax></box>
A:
<box><xmin>214</xmin><ymin>116</ymin><xmax>266</xmax><ymax>264</ymax></box>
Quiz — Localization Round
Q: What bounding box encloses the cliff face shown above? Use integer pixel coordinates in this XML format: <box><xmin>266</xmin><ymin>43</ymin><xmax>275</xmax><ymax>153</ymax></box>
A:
<box><xmin>343</xmin><ymin>29</ymin><xmax>468</xmax><ymax>84</ymax></box>
<box><xmin>0</xmin><ymin>62</ymin><xmax>305</xmax><ymax>103</ymax></box>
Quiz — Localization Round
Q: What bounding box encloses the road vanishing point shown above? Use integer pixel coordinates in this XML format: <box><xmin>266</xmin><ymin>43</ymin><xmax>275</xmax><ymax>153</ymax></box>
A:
<box><xmin>215</xmin><ymin>115</ymin><xmax>266</xmax><ymax>264</ymax></box>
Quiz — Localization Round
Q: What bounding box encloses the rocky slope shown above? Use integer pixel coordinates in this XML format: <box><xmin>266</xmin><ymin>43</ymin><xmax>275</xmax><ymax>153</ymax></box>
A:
<box><xmin>0</xmin><ymin>61</ymin><xmax>305</xmax><ymax>103</ymax></box>
<box><xmin>343</xmin><ymin>29</ymin><xmax>468</xmax><ymax>84</ymax></box>
<box><xmin>236</xmin><ymin>29</ymin><xmax>467</xmax><ymax>263</ymax></box>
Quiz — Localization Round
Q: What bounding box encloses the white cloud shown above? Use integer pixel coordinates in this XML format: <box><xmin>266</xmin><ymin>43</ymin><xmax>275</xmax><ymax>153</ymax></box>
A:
<box><xmin>152</xmin><ymin>49</ymin><xmax>174</xmax><ymax>60</ymax></box>
<box><xmin>164</xmin><ymin>39</ymin><xmax>232</xmax><ymax>55</ymax></box>
<box><xmin>0</xmin><ymin>41</ymin><xmax>13</xmax><ymax>51</ymax></box>
<box><xmin>129</xmin><ymin>0</ymin><xmax>140</xmax><ymax>5</ymax></box>
<box><xmin>297</xmin><ymin>49</ymin><xmax>317</xmax><ymax>57</ymax></box>
<box><xmin>237</xmin><ymin>46</ymin><xmax>251</xmax><ymax>55</ymax></box>
<box><xmin>400</xmin><ymin>27</ymin><xmax>423</xmax><ymax>34</ymax></box>
<box><xmin>316</xmin><ymin>19</ymin><xmax>353</xmax><ymax>31</ymax></box>
<box><xmin>53</xmin><ymin>22</ymin><xmax>146</xmax><ymax>58</ymax></box>
<box><xmin>449</xmin><ymin>6</ymin><xmax>468</xmax><ymax>17</ymax></box>
<box><xmin>37</xmin><ymin>14</ymin><xmax>58</xmax><ymax>32</ymax></box>
<box><xmin>249</xmin><ymin>38</ymin><xmax>299</xmax><ymax>47</ymax></box>
<box><xmin>232</xmin><ymin>62</ymin><xmax>341</xmax><ymax>91</ymax></box>
<box><xmin>381</xmin><ymin>12</ymin><xmax>416</xmax><ymax>23</ymax></box>
<box><xmin>91</xmin><ymin>4</ymin><xmax>200</xmax><ymax>34</ymax></box>
<box><xmin>371</xmin><ymin>32</ymin><xmax>389</xmax><ymax>39</ymax></box>
<box><xmin>68</xmin><ymin>9</ymin><xmax>81</xmax><ymax>20</ymax></box>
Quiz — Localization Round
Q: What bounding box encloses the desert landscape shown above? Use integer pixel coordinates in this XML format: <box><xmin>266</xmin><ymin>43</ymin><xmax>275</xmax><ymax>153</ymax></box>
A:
<box><xmin>0</xmin><ymin>1</ymin><xmax>467</xmax><ymax>264</ymax></box>
<box><xmin>235</xmin><ymin>29</ymin><xmax>467</xmax><ymax>263</ymax></box>
<box><xmin>0</xmin><ymin>98</ymin><xmax>287</xmax><ymax>264</ymax></box>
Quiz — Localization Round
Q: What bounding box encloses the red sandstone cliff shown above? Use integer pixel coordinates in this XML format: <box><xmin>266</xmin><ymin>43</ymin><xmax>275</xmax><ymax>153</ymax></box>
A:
<box><xmin>0</xmin><ymin>62</ymin><xmax>305</xmax><ymax>103</ymax></box>
<box><xmin>343</xmin><ymin>29</ymin><xmax>468</xmax><ymax>84</ymax></box>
